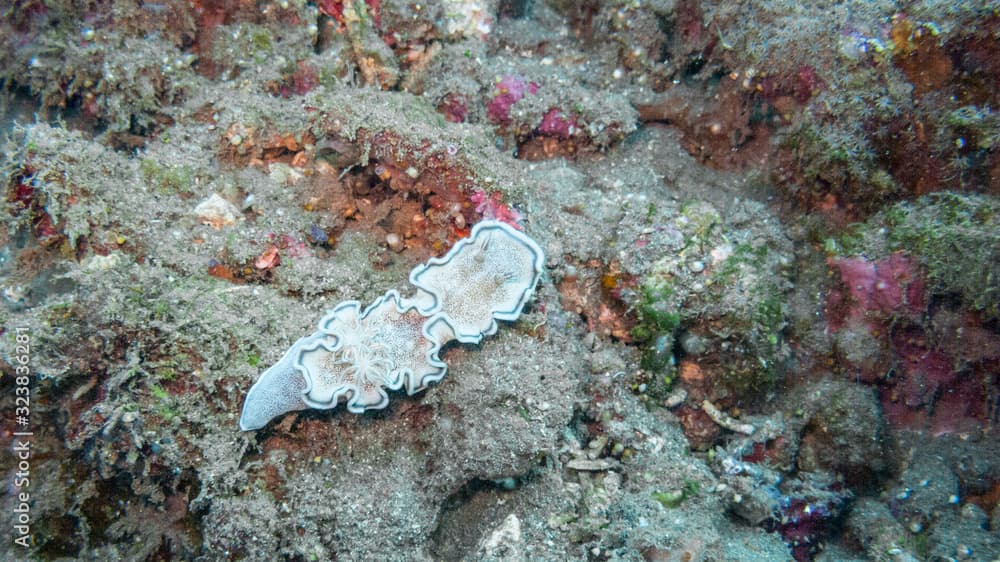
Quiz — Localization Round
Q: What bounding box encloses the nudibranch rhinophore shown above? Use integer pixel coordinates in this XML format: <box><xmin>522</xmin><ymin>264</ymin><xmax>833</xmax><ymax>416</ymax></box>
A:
<box><xmin>239</xmin><ymin>220</ymin><xmax>545</xmax><ymax>431</ymax></box>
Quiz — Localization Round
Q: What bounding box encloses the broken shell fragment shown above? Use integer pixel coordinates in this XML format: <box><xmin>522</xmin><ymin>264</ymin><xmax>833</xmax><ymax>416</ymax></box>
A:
<box><xmin>193</xmin><ymin>193</ymin><xmax>243</xmax><ymax>229</ymax></box>
<box><xmin>386</xmin><ymin>232</ymin><xmax>404</xmax><ymax>252</ymax></box>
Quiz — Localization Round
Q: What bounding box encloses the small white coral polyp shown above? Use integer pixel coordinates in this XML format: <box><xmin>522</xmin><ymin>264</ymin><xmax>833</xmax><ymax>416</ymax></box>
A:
<box><xmin>239</xmin><ymin>220</ymin><xmax>544</xmax><ymax>430</ymax></box>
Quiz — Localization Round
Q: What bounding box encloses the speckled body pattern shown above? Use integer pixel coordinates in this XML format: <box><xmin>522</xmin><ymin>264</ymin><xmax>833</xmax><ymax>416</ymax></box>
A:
<box><xmin>239</xmin><ymin>220</ymin><xmax>544</xmax><ymax>430</ymax></box>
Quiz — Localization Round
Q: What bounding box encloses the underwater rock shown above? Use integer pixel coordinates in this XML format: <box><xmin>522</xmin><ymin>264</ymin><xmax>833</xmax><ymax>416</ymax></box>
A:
<box><xmin>719</xmin><ymin>455</ymin><xmax>853</xmax><ymax>562</ymax></box>
<box><xmin>845</xmin><ymin>498</ymin><xmax>920</xmax><ymax>562</ymax></box>
<box><xmin>239</xmin><ymin>220</ymin><xmax>544</xmax><ymax>430</ymax></box>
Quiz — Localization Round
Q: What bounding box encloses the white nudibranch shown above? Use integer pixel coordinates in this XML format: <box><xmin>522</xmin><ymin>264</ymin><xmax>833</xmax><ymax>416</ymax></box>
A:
<box><xmin>239</xmin><ymin>220</ymin><xmax>544</xmax><ymax>431</ymax></box>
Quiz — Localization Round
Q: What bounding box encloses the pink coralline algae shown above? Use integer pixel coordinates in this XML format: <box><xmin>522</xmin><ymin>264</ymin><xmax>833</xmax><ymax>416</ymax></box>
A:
<box><xmin>487</xmin><ymin>75</ymin><xmax>539</xmax><ymax>124</ymax></box>
<box><xmin>827</xmin><ymin>252</ymin><xmax>997</xmax><ymax>435</ymax></box>
<box><xmin>893</xmin><ymin>330</ymin><xmax>955</xmax><ymax>409</ymax></box>
<box><xmin>537</xmin><ymin>107</ymin><xmax>579</xmax><ymax>139</ymax></box>
<box><xmin>255</xmin><ymin>234</ymin><xmax>312</xmax><ymax>270</ymax></box>
<box><xmin>317</xmin><ymin>0</ymin><xmax>382</xmax><ymax>27</ymax></box>
<box><xmin>794</xmin><ymin>66</ymin><xmax>823</xmax><ymax>103</ymax></box>
<box><xmin>438</xmin><ymin>92</ymin><xmax>469</xmax><ymax>123</ymax></box>
<box><xmin>279</xmin><ymin>234</ymin><xmax>312</xmax><ymax>258</ymax></box>
<box><xmin>283</xmin><ymin>61</ymin><xmax>319</xmax><ymax>97</ymax></box>
<box><xmin>270</xmin><ymin>232</ymin><xmax>313</xmax><ymax>258</ymax></box>
<box><xmin>827</xmin><ymin>252</ymin><xmax>924</xmax><ymax>331</ymax></box>
<box><xmin>470</xmin><ymin>190</ymin><xmax>523</xmax><ymax>228</ymax></box>
<box><xmin>881</xmin><ymin>327</ymin><xmax>984</xmax><ymax>435</ymax></box>
<box><xmin>254</xmin><ymin>245</ymin><xmax>280</xmax><ymax>270</ymax></box>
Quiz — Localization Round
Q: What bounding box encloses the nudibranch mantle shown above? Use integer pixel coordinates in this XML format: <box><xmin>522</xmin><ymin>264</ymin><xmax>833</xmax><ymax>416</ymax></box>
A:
<box><xmin>239</xmin><ymin>220</ymin><xmax>544</xmax><ymax>431</ymax></box>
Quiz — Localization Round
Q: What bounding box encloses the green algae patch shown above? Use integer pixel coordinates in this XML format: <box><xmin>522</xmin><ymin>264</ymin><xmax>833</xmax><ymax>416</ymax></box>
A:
<box><xmin>631</xmin><ymin>199</ymin><xmax>793</xmax><ymax>397</ymax></box>
<box><xmin>652</xmin><ymin>479</ymin><xmax>701</xmax><ymax>509</ymax></box>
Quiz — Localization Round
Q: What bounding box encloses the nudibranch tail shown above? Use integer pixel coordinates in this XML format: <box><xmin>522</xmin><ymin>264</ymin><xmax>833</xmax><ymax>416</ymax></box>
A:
<box><xmin>239</xmin><ymin>341</ymin><xmax>311</xmax><ymax>431</ymax></box>
<box><xmin>239</xmin><ymin>220</ymin><xmax>545</xmax><ymax>431</ymax></box>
